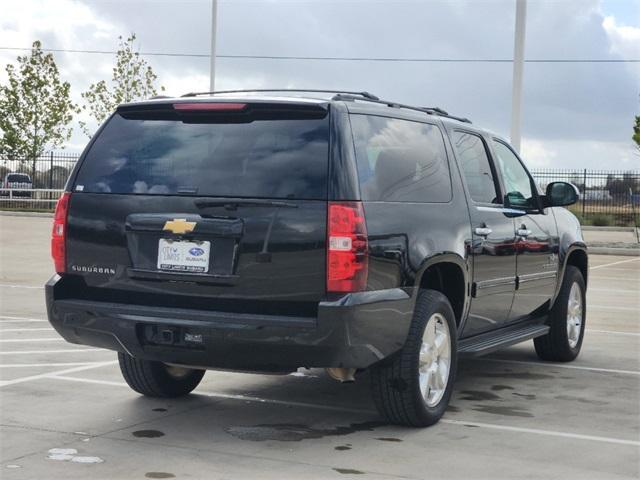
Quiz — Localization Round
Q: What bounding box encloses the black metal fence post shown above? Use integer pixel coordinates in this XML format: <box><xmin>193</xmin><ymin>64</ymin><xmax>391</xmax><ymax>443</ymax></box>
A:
<box><xmin>49</xmin><ymin>151</ymin><xmax>53</xmax><ymax>189</ymax></box>
<box><xmin>630</xmin><ymin>188</ymin><xmax>640</xmax><ymax>243</ymax></box>
<box><xmin>582</xmin><ymin>168</ymin><xmax>587</xmax><ymax>220</ymax></box>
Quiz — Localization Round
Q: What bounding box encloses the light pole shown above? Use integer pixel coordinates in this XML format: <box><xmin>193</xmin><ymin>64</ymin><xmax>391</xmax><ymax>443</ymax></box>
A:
<box><xmin>510</xmin><ymin>0</ymin><xmax>527</xmax><ymax>153</ymax></box>
<box><xmin>209</xmin><ymin>0</ymin><xmax>218</xmax><ymax>92</ymax></box>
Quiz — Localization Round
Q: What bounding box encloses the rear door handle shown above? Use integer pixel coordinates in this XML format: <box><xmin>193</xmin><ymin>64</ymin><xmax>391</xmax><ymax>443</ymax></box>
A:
<box><xmin>517</xmin><ymin>228</ymin><xmax>532</xmax><ymax>237</ymax></box>
<box><xmin>474</xmin><ymin>227</ymin><xmax>492</xmax><ymax>237</ymax></box>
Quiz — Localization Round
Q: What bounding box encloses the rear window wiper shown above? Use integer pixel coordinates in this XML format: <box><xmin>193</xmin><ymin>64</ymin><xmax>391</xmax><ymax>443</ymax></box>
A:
<box><xmin>195</xmin><ymin>198</ymin><xmax>299</xmax><ymax>210</ymax></box>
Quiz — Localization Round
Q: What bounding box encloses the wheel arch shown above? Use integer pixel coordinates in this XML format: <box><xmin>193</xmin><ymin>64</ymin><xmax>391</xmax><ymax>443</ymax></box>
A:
<box><xmin>415</xmin><ymin>254</ymin><xmax>470</xmax><ymax>330</ymax></box>
<box><xmin>552</xmin><ymin>244</ymin><xmax>588</xmax><ymax>305</ymax></box>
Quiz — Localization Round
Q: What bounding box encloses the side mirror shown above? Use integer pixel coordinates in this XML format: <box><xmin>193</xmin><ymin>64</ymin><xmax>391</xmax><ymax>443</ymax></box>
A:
<box><xmin>544</xmin><ymin>181</ymin><xmax>579</xmax><ymax>208</ymax></box>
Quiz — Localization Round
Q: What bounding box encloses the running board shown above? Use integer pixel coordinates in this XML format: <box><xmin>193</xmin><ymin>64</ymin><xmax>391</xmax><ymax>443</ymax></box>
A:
<box><xmin>458</xmin><ymin>322</ymin><xmax>549</xmax><ymax>357</ymax></box>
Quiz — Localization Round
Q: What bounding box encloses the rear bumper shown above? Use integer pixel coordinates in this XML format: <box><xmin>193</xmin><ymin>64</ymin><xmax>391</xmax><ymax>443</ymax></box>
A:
<box><xmin>45</xmin><ymin>275</ymin><xmax>414</xmax><ymax>370</ymax></box>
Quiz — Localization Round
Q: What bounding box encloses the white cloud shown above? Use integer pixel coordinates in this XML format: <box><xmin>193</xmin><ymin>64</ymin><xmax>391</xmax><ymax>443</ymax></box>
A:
<box><xmin>521</xmin><ymin>139</ymin><xmax>558</xmax><ymax>168</ymax></box>
<box><xmin>602</xmin><ymin>15</ymin><xmax>640</xmax><ymax>59</ymax></box>
<box><xmin>521</xmin><ymin>138</ymin><xmax>639</xmax><ymax>171</ymax></box>
<box><xmin>0</xmin><ymin>0</ymin><xmax>118</xmax><ymax>81</ymax></box>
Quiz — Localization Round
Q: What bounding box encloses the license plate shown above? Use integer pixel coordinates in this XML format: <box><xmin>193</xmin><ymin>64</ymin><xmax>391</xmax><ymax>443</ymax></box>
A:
<box><xmin>157</xmin><ymin>239</ymin><xmax>210</xmax><ymax>273</ymax></box>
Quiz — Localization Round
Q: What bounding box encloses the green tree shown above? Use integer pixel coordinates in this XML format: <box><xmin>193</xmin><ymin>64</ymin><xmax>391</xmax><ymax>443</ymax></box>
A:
<box><xmin>0</xmin><ymin>41</ymin><xmax>77</xmax><ymax>174</ymax></box>
<box><xmin>81</xmin><ymin>34</ymin><xmax>164</xmax><ymax>137</ymax></box>
<box><xmin>633</xmin><ymin>116</ymin><xmax>640</xmax><ymax>151</ymax></box>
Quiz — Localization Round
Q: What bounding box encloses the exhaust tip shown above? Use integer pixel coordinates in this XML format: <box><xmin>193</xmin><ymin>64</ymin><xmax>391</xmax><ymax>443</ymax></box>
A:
<box><xmin>326</xmin><ymin>367</ymin><xmax>357</xmax><ymax>383</ymax></box>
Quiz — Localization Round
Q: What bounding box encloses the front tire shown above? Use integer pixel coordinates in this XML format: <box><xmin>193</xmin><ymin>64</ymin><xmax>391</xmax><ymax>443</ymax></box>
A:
<box><xmin>370</xmin><ymin>290</ymin><xmax>458</xmax><ymax>427</ymax></box>
<box><xmin>534</xmin><ymin>265</ymin><xmax>586</xmax><ymax>362</ymax></box>
<box><xmin>118</xmin><ymin>353</ymin><xmax>205</xmax><ymax>397</ymax></box>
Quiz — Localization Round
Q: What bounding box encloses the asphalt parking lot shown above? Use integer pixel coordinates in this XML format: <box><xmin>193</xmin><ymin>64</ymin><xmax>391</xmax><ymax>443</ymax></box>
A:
<box><xmin>1</xmin><ymin>214</ymin><xmax>638</xmax><ymax>479</ymax></box>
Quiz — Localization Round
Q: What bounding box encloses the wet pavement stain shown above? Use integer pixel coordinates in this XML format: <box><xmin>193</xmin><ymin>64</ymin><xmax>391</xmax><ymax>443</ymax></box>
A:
<box><xmin>145</xmin><ymin>473</ymin><xmax>175</xmax><ymax>479</ymax></box>
<box><xmin>491</xmin><ymin>385</ymin><xmax>514</xmax><ymax>391</ymax></box>
<box><xmin>477</xmin><ymin>371</ymin><xmax>553</xmax><ymax>380</ymax></box>
<box><xmin>460</xmin><ymin>390</ymin><xmax>501</xmax><ymax>401</ymax></box>
<box><xmin>512</xmin><ymin>392</ymin><xmax>536</xmax><ymax>400</ymax></box>
<box><xmin>334</xmin><ymin>468</ymin><xmax>366</xmax><ymax>475</ymax></box>
<box><xmin>335</xmin><ymin>445</ymin><xmax>352</xmax><ymax>451</ymax></box>
<box><xmin>554</xmin><ymin>395</ymin><xmax>609</xmax><ymax>406</ymax></box>
<box><xmin>375</xmin><ymin>437</ymin><xmax>402</xmax><ymax>442</ymax></box>
<box><xmin>224</xmin><ymin>421</ymin><xmax>385</xmax><ymax>442</ymax></box>
<box><xmin>152</xmin><ymin>408</ymin><xmax>168</xmax><ymax>412</ymax></box>
<box><xmin>472</xmin><ymin>405</ymin><xmax>533</xmax><ymax>418</ymax></box>
<box><xmin>132</xmin><ymin>430</ymin><xmax>165</xmax><ymax>438</ymax></box>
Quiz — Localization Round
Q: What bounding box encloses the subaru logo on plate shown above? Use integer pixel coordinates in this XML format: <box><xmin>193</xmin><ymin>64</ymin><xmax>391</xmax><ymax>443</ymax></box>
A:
<box><xmin>189</xmin><ymin>247</ymin><xmax>205</xmax><ymax>256</ymax></box>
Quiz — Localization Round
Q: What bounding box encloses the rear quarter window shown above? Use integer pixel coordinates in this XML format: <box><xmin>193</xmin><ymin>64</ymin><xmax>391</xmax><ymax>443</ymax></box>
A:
<box><xmin>350</xmin><ymin>115</ymin><xmax>452</xmax><ymax>203</ymax></box>
<box><xmin>74</xmin><ymin>110</ymin><xmax>330</xmax><ymax>200</ymax></box>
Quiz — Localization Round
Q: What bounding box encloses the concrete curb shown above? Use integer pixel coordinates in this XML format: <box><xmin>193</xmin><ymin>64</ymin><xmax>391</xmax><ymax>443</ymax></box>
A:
<box><xmin>0</xmin><ymin>211</ymin><xmax>53</xmax><ymax>218</ymax></box>
<box><xmin>581</xmin><ymin>226</ymin><xmax>638</xmax><ymax>233</ymax></box>
<box><xmin>588</xmin><ymin>247</ymin><xmax>640</xmax><ymax>256</ymax></box>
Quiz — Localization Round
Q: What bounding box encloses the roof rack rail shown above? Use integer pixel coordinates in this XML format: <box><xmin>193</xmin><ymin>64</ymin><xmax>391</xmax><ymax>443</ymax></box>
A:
<box><xmin>181</xmin><ymin>89</ymin><xmax>379</xmax><ymax>100</ymax></box>
<box><xmin>332</xmin><ymin>93</ymin><xmax>472</xmax><ymax>124</ymax></box>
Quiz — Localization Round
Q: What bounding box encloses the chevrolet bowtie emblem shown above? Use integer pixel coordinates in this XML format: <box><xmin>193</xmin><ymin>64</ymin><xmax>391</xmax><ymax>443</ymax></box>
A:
<box><xmin>163</xmin><ymin>218</ymin><xmax>196</xmax><ymax>235</ymax></box>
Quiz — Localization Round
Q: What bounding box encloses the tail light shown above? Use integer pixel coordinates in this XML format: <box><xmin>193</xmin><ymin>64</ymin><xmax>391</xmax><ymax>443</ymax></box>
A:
<box><xmin>327</xmin><ymin>201</ymin><xmax>368</xmax><ymax>293</ymax></box>
<box><xmin>51</xmin><ymin>192</ymin><xmax>71</xmax><ymax>274</ymax></box>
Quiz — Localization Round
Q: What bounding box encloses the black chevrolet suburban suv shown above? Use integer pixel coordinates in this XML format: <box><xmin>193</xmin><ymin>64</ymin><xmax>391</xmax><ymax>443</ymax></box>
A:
<box><xmin>46</xmin><ymin>90</ymin><xmax>587</xmax><ymax>427</ymax></box>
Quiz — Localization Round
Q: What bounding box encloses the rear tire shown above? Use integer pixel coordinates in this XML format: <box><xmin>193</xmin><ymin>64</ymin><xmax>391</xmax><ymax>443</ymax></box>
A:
<box><xmin>118</xmin><ymin>353</ymin><xmax>205</xmax><ymax>397</ymax></box>
<box><xmin>534</xmin><ymin>265</ymin><xmax>586</xmax><ymax>362</ymax></box>
<box><xmin>370</xmin><ymin>290</ymin><xmax>458</xmax><ymax>427</ymax></box>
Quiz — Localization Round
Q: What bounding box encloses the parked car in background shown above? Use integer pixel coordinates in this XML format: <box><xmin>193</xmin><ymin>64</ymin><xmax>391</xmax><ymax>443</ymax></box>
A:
<box><xmin>583</xmin><ymin>189</ymin><xmax>612</xmax><ymax>202</ymax></box>
<box><xmin>0</xmin><ymin>173</ymin><xmax>33</xmax><ymax>197</ymax></box>
<box><xmin>46</xmin><ymin>90</ymin><xmax>588</xmax><ymax>428</ymax></box>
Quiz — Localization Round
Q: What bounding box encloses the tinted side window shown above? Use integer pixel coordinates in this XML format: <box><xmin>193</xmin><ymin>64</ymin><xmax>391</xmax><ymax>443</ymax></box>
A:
<box><xmin>350</xmin><ymin>115</ymin><xmax>452</xmax><ymax>202</ymax></box>
<box><xmin>451</xmin><ymin>131</ymin><xmax>499</xmax><ymax>204</ymax></box>
<box><xmin>492</xmin><ymin>140</ymin><xmax>536</xmax><ymax>209</ymax></box>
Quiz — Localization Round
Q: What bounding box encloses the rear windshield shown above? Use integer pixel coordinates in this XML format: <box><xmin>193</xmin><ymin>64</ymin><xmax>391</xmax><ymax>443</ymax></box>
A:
<box><xmin>7</xmin><ymin>174</ymin><xmax>31</xmax><ymax>182</ymax></box>
<box><xmin>74</xmin><ymin>110</ymin><xmax>329</xmax><ymax>199</ymax></box>
<box><xmin>350</xmin><ymin>115</ymin><xmax>452</xmax><ymax>203</ymax></box>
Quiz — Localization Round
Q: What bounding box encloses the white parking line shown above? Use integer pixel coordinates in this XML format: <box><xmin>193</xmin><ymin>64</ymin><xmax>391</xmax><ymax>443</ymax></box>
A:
<box><xmin>0</xmin><ymin>348</ymin><xmax>105</xmax><ymax>355</ymax></box>
<box><xmin>52</xmin><ymin>375</ymin><xmax>367</xmax><ymax>413</ymax></box>
<box><xmin>589</xmin><ymin>288</ymin><xmax>639</xmax><ymax>294</ymax></box>
<box><xmin>0</xmin><ymin>361</ymin><xmax>117</xmax><ymax>387</ymax></box>
<box><xmin>589</xmin><ymin>268</ymin><xmax>640</xmax><ymax>273</ymax></box>
<box><xmin>0</xmin><ymin>319</ymin><xmax>48</xmax><ymax>324</ymax></box>
<box><xmin>442</xmin><ymin>419</ymin><xmax>640</xmax><ymax>447</ymax></box>
<box><xmin>0</xmin><ymin>316</ymin><xmax>47</xmax><ymax>323</ymax></box>
<box><xmin>0</xmin><ymin>338</ymin><xmax>65</xmax><ymax>343</ymax></box>
<box><xmin>588</xmin><ymin>329</ymin><xmax>640</xmax><ymax>337</ymax></box>
<box><xmin>0</xmin><ymin>327</ymin><xmax>53</xmax><ymax>333</ymax></box>
<box><xmin>0</xmin><ymin>284</ymin><xmax>44</xmax><ymax>289</ymax></box>
<box><xmin>480</xmin><ymin>358</ymin><xmax>639</xmax><ymax>376</ymax></box>
<box><xmin>588</xmin><ymin>305</ymin><xmax>639</xmax><ymax>312</ymax></box>
<box><xmin>590</xmin><ymin>258</ymin><xmax>640</xmax><ymax>270</ymax></box>
<box><xmin>589</xmin><ymin>276</ymin><xmax>640</xmax><ymax>281</ymax></box>
<box><xmin>49</xmin><ymin>375</ymin><xmax>640</xmax><ymax>447</ymax></box>
<box><xmin>0</xmin><ymin>362</ymin><xmax>108</xmax><ymax>368</ymax></box>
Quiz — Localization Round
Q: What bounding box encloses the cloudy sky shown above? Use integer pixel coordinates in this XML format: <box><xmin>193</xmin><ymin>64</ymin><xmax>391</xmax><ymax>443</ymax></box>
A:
<box><xmin>1</xmin><ymin>0</ymin><xmax>638</xmax><ymax>170</ymax></box>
